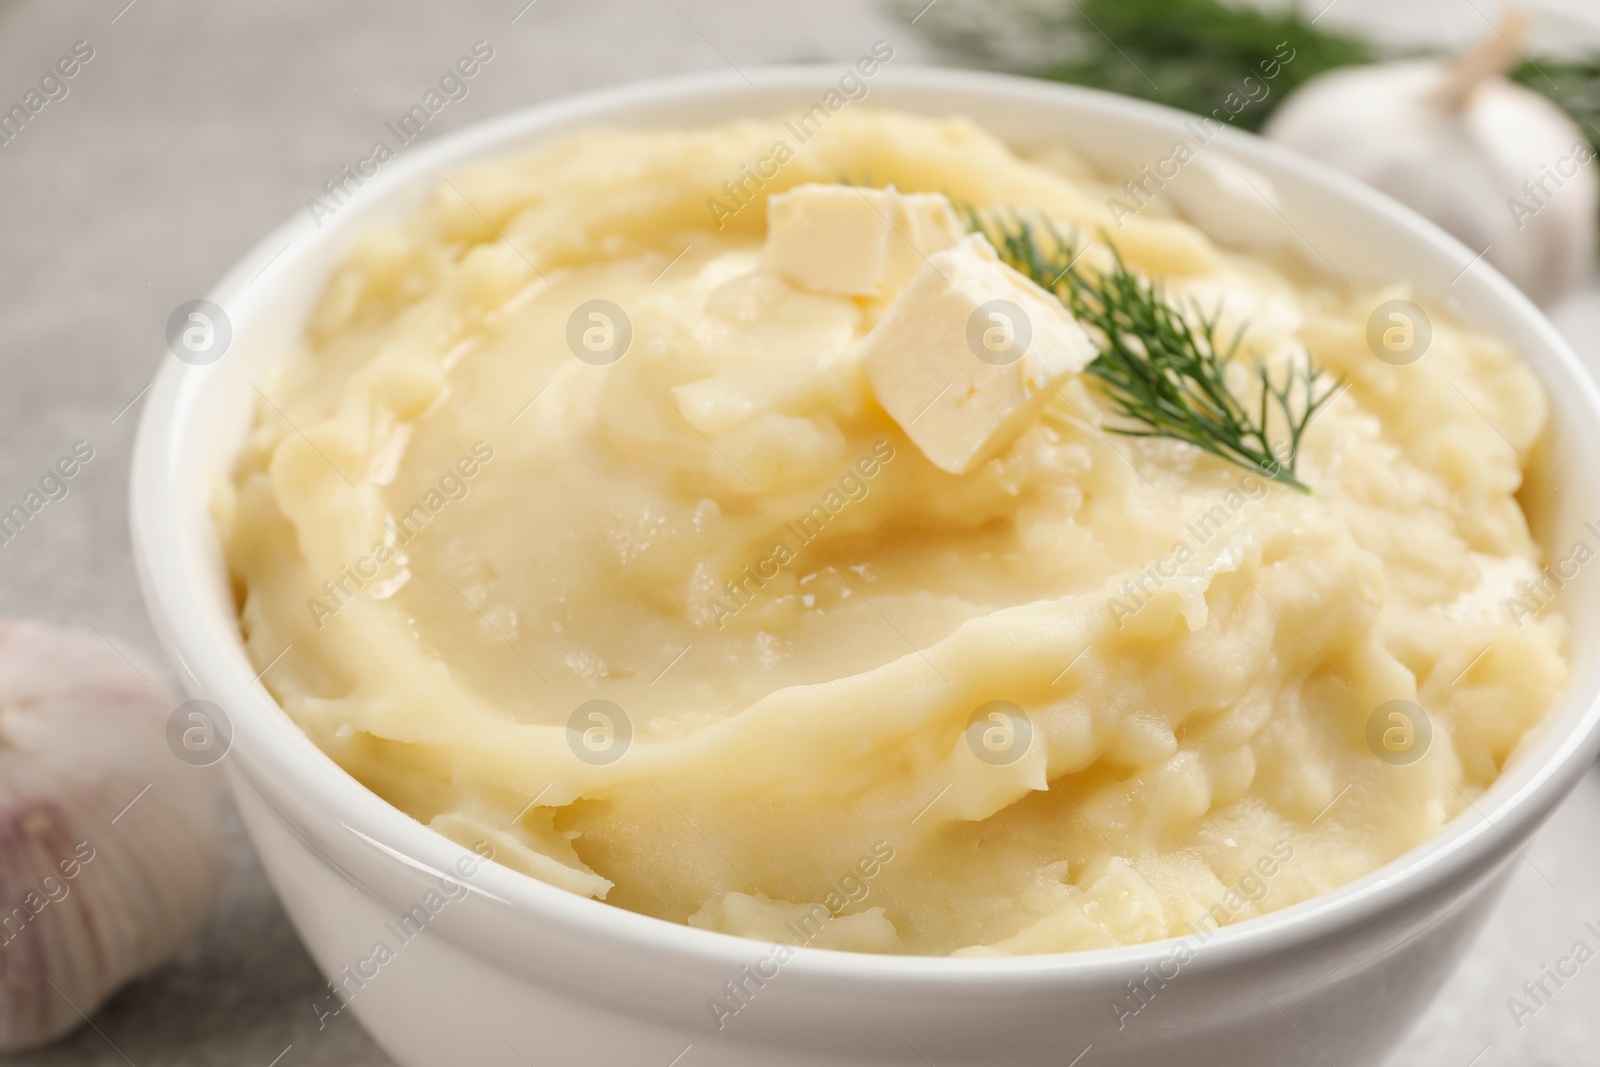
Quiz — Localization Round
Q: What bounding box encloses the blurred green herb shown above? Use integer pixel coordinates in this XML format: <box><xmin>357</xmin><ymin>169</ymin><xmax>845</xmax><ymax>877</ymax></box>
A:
<box><xmin>1038</xmin><ymin>0</ymin><xmax>1375</xmax><ymax>131</ymax></box>
<box><xmin>907</xmin><ymin>0</ymin><xmax>1600</xmax><ymax>144</ymax></box>
<box><xmin>971</xmin><ymin>210</ymin><xmax>1339</xmax><ymax>491</ymax></box>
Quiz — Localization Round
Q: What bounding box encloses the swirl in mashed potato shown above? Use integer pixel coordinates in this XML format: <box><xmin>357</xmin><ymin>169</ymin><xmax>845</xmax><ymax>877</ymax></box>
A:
<box><xmin>218</xmin><ymin>109</ymin><xmax>1566</xmax><ymax>957</ymax></box>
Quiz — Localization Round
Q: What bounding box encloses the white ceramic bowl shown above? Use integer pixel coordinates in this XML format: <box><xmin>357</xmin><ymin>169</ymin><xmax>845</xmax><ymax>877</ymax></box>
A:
<box><xmin>130</xmin><ymin>66</ymin><xmax>1600</xmax><ymax>1067</ymax></box>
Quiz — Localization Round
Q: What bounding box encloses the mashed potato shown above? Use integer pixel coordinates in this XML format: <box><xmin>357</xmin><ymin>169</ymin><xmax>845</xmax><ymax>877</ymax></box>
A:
<box><xmin>219</xmin><ymin>109</ymin><xmax>1566</xmax><ymax>957</ymax></box>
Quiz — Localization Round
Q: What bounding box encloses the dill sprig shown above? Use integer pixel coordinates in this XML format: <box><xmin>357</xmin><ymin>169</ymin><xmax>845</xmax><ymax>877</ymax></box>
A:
<box><xmin>898</xmin><ymin>0</ymin><xmax>1377</xmax><ymax>132</ymax></box>
<box><xmin>972</xmin><ymin>212</ymin><xmax>1341</xmax><ymax>493</ymax></box>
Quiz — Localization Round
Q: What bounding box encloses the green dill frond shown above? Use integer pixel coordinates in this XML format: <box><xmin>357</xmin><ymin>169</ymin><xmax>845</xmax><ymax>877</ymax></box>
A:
<box><xmin>899</xmin><ymin>0</ymin><xmax>1378</xmax><ymax>134</ymax></box>
<box><xmin>969</xmin><ymin>210</ymin><xmax>1342</xmax><ymax>493</ymax></box>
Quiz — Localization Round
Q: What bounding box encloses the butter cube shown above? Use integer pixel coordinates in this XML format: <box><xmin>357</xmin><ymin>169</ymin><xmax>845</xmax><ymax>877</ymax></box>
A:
<box><xmin>863</xmin><ymin>233</ymin><xmax>1098</xmax><ymax>474</ymax></box>
<box><xmin>886</xmin><ymin>192</ymin><xmax>968</xmax><ymax>290</ymax></box>
<box><xmin>762</xmin><ymin>184</ymin><xmax>966</xmax><ymax>298</ymax></box>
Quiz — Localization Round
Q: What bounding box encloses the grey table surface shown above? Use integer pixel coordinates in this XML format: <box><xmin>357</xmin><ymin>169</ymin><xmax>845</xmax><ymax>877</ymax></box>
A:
<box><xmin>0</xmin><ymin>0</ymin><xmax>1597</xmax><ymax>1064</ymax></box>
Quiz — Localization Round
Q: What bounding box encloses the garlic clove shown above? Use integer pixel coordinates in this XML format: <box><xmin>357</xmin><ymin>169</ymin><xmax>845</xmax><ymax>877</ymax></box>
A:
<box><xmin>1264</xmin><ymin>17</ymin><xmax>1597</xmax><ymax>306</ymax></box>
<box><xmin>0</xmin><ymin>620</ymin><xmax>225</xmax><ymax>1051</ymax></box>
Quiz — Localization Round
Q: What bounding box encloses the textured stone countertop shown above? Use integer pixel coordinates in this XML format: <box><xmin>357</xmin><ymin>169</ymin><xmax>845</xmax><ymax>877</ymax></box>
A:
<box><xmin>0</xmin><ymin>1</ymin><xmax>1596</xmax><ymax>1064</ymax></box>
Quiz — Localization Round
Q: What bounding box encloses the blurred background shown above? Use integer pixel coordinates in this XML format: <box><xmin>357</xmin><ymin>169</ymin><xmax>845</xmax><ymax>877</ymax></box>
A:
<box><xmin>1</xmin><ymin>1</ymin><xmax>1598</xmax><ymax>1064</ymax></box>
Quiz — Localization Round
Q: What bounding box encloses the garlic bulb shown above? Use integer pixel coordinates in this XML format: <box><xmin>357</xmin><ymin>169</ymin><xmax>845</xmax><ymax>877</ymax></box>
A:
<box><xmin>0</xmin><ymin>620</ymin><xmax>224</xmax><ymax>1051</ymax></box>
<box><xmin>1265</xmin><ymin>13</ymin><xmax>1597</xmax><ymax>306</ymax></box>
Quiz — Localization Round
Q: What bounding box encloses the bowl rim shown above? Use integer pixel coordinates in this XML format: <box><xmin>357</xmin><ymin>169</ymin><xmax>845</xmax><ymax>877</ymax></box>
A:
<box><xmin>131</xmin><ymin>62</ymin><xmax>1600</xmax><ymax>987</ymax></box>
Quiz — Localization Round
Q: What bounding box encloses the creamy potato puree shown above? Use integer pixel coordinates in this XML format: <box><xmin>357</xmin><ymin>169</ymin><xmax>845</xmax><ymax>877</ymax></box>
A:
<box><xmin>219</xmin><ymin>110</ymin><xmax>1566</xmax><ymax>957</ymax></box>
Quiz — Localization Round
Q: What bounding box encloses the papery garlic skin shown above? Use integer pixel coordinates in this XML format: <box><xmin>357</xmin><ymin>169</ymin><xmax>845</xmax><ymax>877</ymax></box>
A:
<box><xmin>0</xmin><ymin>620</ymin><xmax>224</xmax><ymax>1051</ymax></box>
<box><xmin>1265</xmin><ymin>61</ymin><xmax>1597</xmax><ymax>306</ymax></box>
